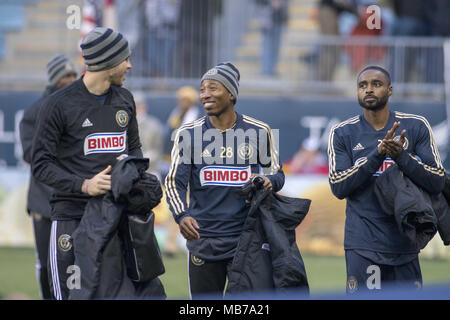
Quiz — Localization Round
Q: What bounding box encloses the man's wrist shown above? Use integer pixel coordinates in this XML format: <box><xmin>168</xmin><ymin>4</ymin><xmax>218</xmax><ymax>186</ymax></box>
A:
<box><xmin>82</xmin><ymin>179</ymin><xmax>89</xmax><ymax>194</ymax></box>
<box><xmin>176</xmin><ymin>213</ymin><xmax>190</xmax><ymax>225</ymax></box>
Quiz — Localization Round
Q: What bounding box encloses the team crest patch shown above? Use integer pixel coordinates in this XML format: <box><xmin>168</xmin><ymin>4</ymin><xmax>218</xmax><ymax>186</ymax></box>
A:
<box><xmin>413</xmin><ymin>281</ymin><xmax>422</xmax><ymax>289</ymax></box>
<box><xmin>393</xmin><ymin>135</ymin><xmax>409</xmax><ymax>150</ymax></box>
<box><xmin>191</xmin><ymin>254</ymin><xmax>205</xmax><ymax>266</ymax></box>
<box><xmin>33</xmin><ymin>212</ymin><xmax>43</xmax><ymax>222</ymax></box>
<box><xmin>347</xmin><ymin>276</ymin><xmax>358</xmax><ymax>293</ymax></box>
<box><xmin>237</xmin><ymin>143</ymin><xmax>254</xmax><ymax>160</ymax></box>
<box><xmin>116</xmin><ymin>110</ymin><xmax>129</xmax><ymax>127</ymax></box>
<box><xmin>205</xmin><ymin>68</ymin><xmax>218</xmax><ymax>76</ymax></box>
<box><xmin>58</xmin><ymin>234</ymin><xmax>72</xmax><ymax>252</ymax></box>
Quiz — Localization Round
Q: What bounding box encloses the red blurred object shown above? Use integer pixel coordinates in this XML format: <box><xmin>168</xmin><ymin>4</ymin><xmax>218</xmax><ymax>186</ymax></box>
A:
<box><xmin>344</xmin><ymin>6</ymin><xmax>386</xmax><ymax>72</ymax></box>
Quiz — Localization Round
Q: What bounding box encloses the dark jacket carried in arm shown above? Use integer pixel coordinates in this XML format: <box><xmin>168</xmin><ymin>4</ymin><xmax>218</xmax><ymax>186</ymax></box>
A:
<box><xmin>226</xmin><ymin>178</ymin><xmax>311</xmax><ymax>296</ymax></box>
<box><xmin>374</xmin><ymin>164</ymin><xmax>450</xmax><ymax>250</ymax></box>
<box><xmin>69</xmin><ymin>157</ymin><xmax>165</xmax><ymax>299</ymax></box>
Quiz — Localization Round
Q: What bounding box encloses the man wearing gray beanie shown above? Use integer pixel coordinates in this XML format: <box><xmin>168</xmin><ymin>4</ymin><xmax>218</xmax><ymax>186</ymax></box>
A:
<box><xmin>80</xmin><ymin>27</ymin><xmax>132</xmax><ymax>91</ymax></box>
<box><xmin>32</xmin><ymin>27</ymin><xmax>165</xmax><ymax>299</ymax></box>
<box><xmin>20</xmin><ymin>53</ymin><xmax>77</xmax><ymax>300</ymax></box>
<box><xmin>165</xmin><ymin>62</ymin><xmax>286</xmax><ymax>298</ymax></box>
<box><xmin>46</xmin><ymin>54</ymin><xmax>78</xmax><ymax>88</ymax></box>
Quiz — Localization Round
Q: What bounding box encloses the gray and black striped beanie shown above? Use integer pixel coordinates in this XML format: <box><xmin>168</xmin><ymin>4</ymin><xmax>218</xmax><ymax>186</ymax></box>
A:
<box><xmin>46</xmin><ymin>54</ymin><xmax>77</xmax><ymax>86</ymax></box>
<box><xmin>80</xmin><ymin>27</ymin><xmax>131</xmax><ymax>71</ymax></box>
<box><xmin>201</xmin><ymin>62</ymin><xmax>240</xmax><ymax>102</ymax></box>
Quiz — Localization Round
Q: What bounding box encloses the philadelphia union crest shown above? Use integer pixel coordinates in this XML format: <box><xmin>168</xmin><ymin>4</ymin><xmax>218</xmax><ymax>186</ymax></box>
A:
<box><xmin>205</xmin><ymin>68</ymin><xmax>218</xmax><ymax>76</ymax></box>
<box><xmin>116</xmin><ymin>110</ymin><xmax>129</xmax><ymax>127</ymax></box>
<box><xmin>191</xmin><ymin>254</ymin><xmax>205</xmax><ymax>266</ymax></box>
<box><xmin>347</xmin><ymin>276</ymin><xmax>358</xmax><ymax>293</ymax></box>
<box><xmin>58</xmin><ymin>234</ymin><xmax>72</xmax><ymax>252</ymax></box>
<box><xmin>238</xmin><ymin>143</ymin><xmax>254</xmax><ymax>161</ymax></box>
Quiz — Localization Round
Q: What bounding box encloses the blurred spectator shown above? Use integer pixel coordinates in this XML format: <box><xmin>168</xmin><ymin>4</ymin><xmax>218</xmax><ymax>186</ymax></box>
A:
<box><xmin>159</xmin><ymin>86</ymin><xmax>201</xmax><ymax>258</ymax></box>
<box><xmin>426</xmin><ymin>0</ymin><xmax>450</xmax><ymax>37</ymax></box>
<box><xmin>391</xmin><ymin>0</ymin><xmax>427</xmax><ymax>36</ymax></box>
<box><xmin>344</xmin><ymin>5</ymin><xmax>386</xmax><ymax>73</ymax></box>
<box><xmin>283</xmin><ymin>137</ymin><xmax>328</xmax><ymax>174</ymax></box>
<box><xmin>162</xmin><ymin>86</ymin><xmax>202</xmax><ymax>162</ymax></box>
<box><xmin>317</xmin><ymin>0</ymin><xmax>357</xmax><ymax>81</ymax></box>
<box><xmin>145</xmin><ymin>0</ymin><xmax>181</xmax><ymax>77</ymax></box>
<box><xmin>133</xmin><ymin>91</ymin><xmax>163</xmax><ymax>177</ymax></box>
<box><xmin>80</xmin><ymin>0</ymin><xmax>104</xmax><ymax>68</ymax></box>
<box><xmin>134</xmin><ymin>91</ymin><xmax>180</xmax><ymax>257</ymax></box>
<box><xmin>389</xmin><ymin>0</ymin><xmax>428</xmax><ymax>83</ymax></box>
<box><xmin>177</xmin><ymin>0</ymin><xmax>223</xmax><ymax>78</ymax></box>
<box><xmin>256</xmin><ymin>0</ymin><xmax>289</xmax><ymax>77</ymax></box>
<box><xmin>115</xmin><ymin>1</ymin><xmax>147</xmax><ymax>77</ymax></box>
<box><xmin>115</xmin><ymin>0</ymin><xmax>144</xmax><ymax>51</ymax></box>
<box><xmin>423</xmin><ymin>0</ymin><xmax>450</xmax><ymax>83</ymax></box>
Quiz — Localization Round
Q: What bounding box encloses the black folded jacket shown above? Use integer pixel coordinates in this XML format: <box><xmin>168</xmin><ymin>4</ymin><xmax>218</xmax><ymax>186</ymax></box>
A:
<box><xmin>374</xmin><ymin>164</ymin><xmax>437</xmax><ymax>250</ymax></box>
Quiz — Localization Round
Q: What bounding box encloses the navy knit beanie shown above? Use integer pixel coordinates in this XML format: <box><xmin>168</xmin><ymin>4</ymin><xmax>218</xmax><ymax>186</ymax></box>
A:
<box><xmin>201</xmin><ymin>62</ymin><xmax>240</xmax><ymax>102</ymax></box>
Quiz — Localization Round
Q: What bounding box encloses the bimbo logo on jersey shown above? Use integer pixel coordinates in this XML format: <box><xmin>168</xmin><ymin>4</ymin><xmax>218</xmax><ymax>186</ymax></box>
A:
<box><xmin>373</xmin><ymin>157</ymin><xmax>395</xmax><ymax>176</ymax></box>
<box><xmin>200</xmin><ymin>166</ymin><xmax>251</xmax><ymax>187</ymax></box>
<box><xmin>84</xmin><ymin>131</ymin><xmax>126</xmax><ymax>155</ymax></box>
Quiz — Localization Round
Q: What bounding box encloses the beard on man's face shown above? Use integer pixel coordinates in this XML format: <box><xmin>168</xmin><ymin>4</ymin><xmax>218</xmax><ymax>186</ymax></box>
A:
<box><xmin>358</xmin><ymin>92</ymin><xmax>389</xmax><ymax>111</ymax></box>
<box><xmin>110</xmin><ymin>73</ymin><xmax>125</xmax><ymax>86</ymax></box>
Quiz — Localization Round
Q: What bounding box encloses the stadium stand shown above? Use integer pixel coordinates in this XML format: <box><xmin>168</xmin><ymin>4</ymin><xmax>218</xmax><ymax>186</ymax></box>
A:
<box><xmin>234</xmin><ymin>0</ymin><xmax>318</xmax><ymax>81</ymax></box>
<box><xmin>0</xmin><ymin>0</ymin><xmax>80</xmax><ymax>90</ymax></box>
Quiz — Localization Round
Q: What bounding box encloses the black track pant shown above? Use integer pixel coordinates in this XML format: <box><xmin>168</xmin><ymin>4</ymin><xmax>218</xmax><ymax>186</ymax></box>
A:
<box><xmin>31</xmin><ymin>212</ymin><xmax>52</xmax><ymax>300</ymax></box>
<box><xmin>345</xmin><ymin>250</ymin><xmax>422</xmax><ymax>294</ymax></box>
<box><xmin>48</xmin><ymin>219</ymin><xmax>79</xmax><ymax>300</ymax></box>
<box><xmin>188</xmin><ymin>252</ymin><xmax>233</xmax><ymax>299</ymax></box>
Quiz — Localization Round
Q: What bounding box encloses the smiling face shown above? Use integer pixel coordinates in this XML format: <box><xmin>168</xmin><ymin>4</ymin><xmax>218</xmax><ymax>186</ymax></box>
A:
<box><xmin>357</xmin><ymin>69</ymin><xmax>392</xmax><ymax>111</ymax></box>
<box><xmin>199</xmin><ymin>79</ymin><xmax>235</xmax><ymax>117</ymax></box>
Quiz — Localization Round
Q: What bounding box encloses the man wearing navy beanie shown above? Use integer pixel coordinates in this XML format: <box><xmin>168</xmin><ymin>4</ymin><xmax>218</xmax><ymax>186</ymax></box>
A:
<box><xmin>32</xmin><ymin>28</ymin><xmax>165</xmax><ymax>299</ymax></box>
<box><xmin>165</xmin><ymin>62</ymin><xmax>285</xmax><ymax>298</ymax></box>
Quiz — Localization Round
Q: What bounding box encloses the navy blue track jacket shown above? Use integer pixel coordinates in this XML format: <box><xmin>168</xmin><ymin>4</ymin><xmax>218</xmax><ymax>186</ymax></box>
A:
<box><xmin>328</xmin><ymin>110</ymin><xmax>445</xmax><ymax>254</ymax></box>
<box><xmin>165</xmin><ymin>112</ymin><xmax>285</xmax><ymax>238</ymax></box>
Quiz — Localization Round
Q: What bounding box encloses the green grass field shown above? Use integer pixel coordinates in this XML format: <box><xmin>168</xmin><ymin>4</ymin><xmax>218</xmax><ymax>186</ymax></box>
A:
<box><xmin>1</xmin><ymin>247</ymin><xmax>449</xmax><ymax>299</ymax></box>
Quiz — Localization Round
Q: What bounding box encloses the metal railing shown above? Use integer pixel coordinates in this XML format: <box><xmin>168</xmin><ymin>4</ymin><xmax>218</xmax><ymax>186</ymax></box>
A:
<box><xmin>128</xmin><ymin>34</ymin><xmax>447</xmax><ymax>101</ymax></box>
<box><xmin>0</xmin><ymin>0</ymin><xmax>446</xmax><ymax>102</ymax></box>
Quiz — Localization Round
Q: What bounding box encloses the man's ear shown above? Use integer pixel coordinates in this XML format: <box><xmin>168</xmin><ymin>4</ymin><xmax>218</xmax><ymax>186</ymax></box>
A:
<box><xmin>230</xmin><ymin>93</ymin><xmax>235</xmax><ymax>105</ymax></box>
<box><xmin>388</xmin><ymin>85</ymin><xmax>393</xmax><ymax>97</ymax></box>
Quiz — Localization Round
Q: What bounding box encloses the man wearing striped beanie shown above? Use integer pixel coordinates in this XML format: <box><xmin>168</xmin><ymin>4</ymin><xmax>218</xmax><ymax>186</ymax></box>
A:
<box><xmin>200</xmin><ymin>62</ymin><xmax>240</xmax><ymax>109</ymax></box>
<box><xmin>32</xmin><ymin>28</ymin><xmax>165</xmax><ymax>299</ymax></box>
<box><xmin>19</xmin><ymin>53</ymin><xmax>77</xmax><ymax>299</ymax></box>
<box><xmin>80</xmin><ymin>26</ymin><xmax>131</xmax><ymax>90</ymax></box>
<box><xmin>165</xmin><ymin>62</ymin><xmax>286</xmax><ymax>298</ymax></box>
<box><xmin>46</xmin><ymin>54</ymin><xmax>77</xmax><ymax>88</ymax></box>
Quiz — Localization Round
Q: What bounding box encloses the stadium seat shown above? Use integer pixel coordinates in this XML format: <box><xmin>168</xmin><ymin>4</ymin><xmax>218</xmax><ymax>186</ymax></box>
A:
<box><xmin>0</xmin><ymin>4</ymin><xmax>25</xmax><ymax>31</ymax></box>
